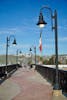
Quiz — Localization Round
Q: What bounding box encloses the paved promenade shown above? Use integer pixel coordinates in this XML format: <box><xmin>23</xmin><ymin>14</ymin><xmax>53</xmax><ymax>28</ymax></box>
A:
<box><xmin>0</xmin><ymin>67</ymin><xmax>53</xmax><ymax>100</ymax></box>
<box><xmin>0</xmin><ymin>67</ymin><xmax>66</xmax><ymax>100</ymax></box>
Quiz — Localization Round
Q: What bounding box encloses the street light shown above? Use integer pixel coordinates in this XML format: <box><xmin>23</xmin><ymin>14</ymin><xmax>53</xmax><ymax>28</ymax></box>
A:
<box><xmin>29</xmin><ymin>47</ymin><xmax>32</xmax><ymax>63</ymax></box>
<box><xmin>5</xmin><ymin>35</ymin><xmax>17</xmax><ymax>75</ymax></box>
<box><xmin>29</xmin><ymin>47</ymin><xmax>36</xmax><ymax>69</ymax></box>
<box><xmin>34</xmin><ymin>46</ymin><xmax>36</xmax><ymax>65</ymax></box>
<box><xmin>37</xmin><ymin>6</ymin><xmax>60</xmax><ymax>91</ymax></box>
<box><xmin>30</xmin><ymin>46</ymin><xmax>36</xmax><ymax>65</ymax></box>
<box><xmin>16</xmin><ymin>49</ymin><xmax>22</xmax><ymax>64</ymax></box>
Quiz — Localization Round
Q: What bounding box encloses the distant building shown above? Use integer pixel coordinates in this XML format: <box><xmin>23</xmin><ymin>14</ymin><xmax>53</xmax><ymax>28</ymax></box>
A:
<box><xmin>51</xmin><ymin>54</ymin><xmax>67</xmax><ymax>64</ymax></box>
<box><xmin>58</xmin><ymin>54</ymin><xmax>67</xmax><ymax>64</ymax></box>
<box><xmin>43</xmin><ymin>54</ymin><xmax>67</xmax><ymax>64</ymax></box>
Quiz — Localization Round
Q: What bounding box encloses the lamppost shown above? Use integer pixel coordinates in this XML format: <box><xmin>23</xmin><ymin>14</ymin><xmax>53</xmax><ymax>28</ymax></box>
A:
<box><xmin>5</xmin><ymin>35</ymin><xmax>17</xmax><ymax>75</ymax></box>
<box><xmin>30</xmin><ymin>46</ymin><xmax>36</xmax><ymax>65</ymax></box>
<box><xmin>34</xmin><ymin>46</ymin><xmax>36</xmax><ymax>65</ymax></box>
<box><xmin>37</xmin><ymin>6</ymin><xmax>60</xmax><ymax>92</ymax></box>
<box><xmin>29</xmin><ymin>48</ymin><xmax>32</xmax><ymax>64</ymax></box>
<box><xmin>16</xmin><ymin>49</ymin><xmax>22</xmax><ymax>64</ymax></box>
<box><xmin>29</xmin><ymin>47</ymin><xmax>36</xmax><ymax>69</ymax></box>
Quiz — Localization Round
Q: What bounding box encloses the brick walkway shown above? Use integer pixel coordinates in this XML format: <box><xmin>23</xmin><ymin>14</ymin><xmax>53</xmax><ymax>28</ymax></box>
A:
<box><xmin>0</xmin><ymin>67</ymin><xmax>66</xmax><ymax>100</ymax></box>
<box><xmin>11</xmin><ymin>67</ymin><xmax>53</xmax><ymax>100</ymax></box>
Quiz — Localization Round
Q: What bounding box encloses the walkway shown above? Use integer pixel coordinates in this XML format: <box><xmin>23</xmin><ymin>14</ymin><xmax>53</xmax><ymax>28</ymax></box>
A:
<box><xmin>0</xmin><ymin>67</ymin><xmax>66</xmax><ymax>100</ymax></box>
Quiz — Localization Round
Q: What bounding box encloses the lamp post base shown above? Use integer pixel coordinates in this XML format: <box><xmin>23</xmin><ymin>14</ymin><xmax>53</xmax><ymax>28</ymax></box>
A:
<box><xmin>53</xmin><ymin>90</ymin><xmax>62</xmax><ymax>96</ymax></box>
<box><xmin>52</xmin><ymin>90</ymin><xmax>66</xmax><ymax>100</ymax></box>
<box><xmin>53</xmin><ymin>83</ymin><xmax>62</xmax><ymax>96</ymax></box>
<box><xmin>5</xmin><ymin>71</ymin><xmax>8</xmax><ymax>77</ymax></box>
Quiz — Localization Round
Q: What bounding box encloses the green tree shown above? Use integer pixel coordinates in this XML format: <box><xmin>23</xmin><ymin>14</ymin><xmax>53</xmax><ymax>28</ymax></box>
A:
<box><xmin>48</xmin><ymin>56</ymin><xmax>62</xmax><ymax>65</ymax></box>
<box><xmin>43</xmin><ymin>59</ymin><xmax>49</xmax><ymax>64</ymax></box>
<box><xmin>48</xmin><ymin>57</ymin><xmax>54</xmax><ymax>65</ymax></box>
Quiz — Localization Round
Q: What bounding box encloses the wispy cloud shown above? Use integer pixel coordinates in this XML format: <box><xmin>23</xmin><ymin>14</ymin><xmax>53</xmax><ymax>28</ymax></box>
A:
<box><xmin>58</xmin><ymin>25</ymin><xmax>67</xmax><ymax>30</ymax></box>
<box><xmin>43</xmin><ymin>44</ymin><xmax>54</xmax><ymax>49</ymax></box>
<box><xmin>0</xmin><ymin>44</ymin><xmax>6</xmax><ymax>48</ymax></box>
<box><xmin>16</xmin><ymin>44</ymin><xmax>31</xmax><ymax>49</ymax></box>
<box><xmin>0</xmin><ymin>25</ymin><xmax>39</xmax><ymax>36</ymax></box>
<box><xmin>0</xmin><ymin>27</ymin><xmax>19</xmax><ymax>34</ymax></box>
<box><xmin>59</xmin><ymin>37</ymin><xmax>67</xmax><ymax>42</ymax></box>
<box><xmin>44</xmin><ymin>37</ymin><xmax>67</xmax><ymax>42</ymax></box>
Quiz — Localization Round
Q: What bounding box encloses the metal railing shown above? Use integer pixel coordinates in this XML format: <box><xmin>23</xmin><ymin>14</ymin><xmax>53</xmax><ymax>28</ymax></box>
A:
<box><xmin>35</xmin><ymin>64</ymin><xmax>67</xmax><ymax>93</ymax></box>
<box><xmin>0</xmin><ymin>64</ymin><xmax>21</xmax><ymax>78</ymax></box>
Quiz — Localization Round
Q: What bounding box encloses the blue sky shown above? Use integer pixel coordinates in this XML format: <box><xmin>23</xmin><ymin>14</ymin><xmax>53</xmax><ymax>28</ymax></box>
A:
<box><xmin>0</xmin><ymin>0</ymin><xmax>67</xmax><ymax>56</ymax></box>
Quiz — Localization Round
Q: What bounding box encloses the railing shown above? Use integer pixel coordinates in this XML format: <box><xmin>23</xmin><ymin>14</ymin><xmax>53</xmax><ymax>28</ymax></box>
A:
<box><xmin>0</xmin><ymin>64</ymin><xmax>22</xmax><ymax>78</ymax></box>
<box><xmin>35</xmin><ymin>64</ymin><xmax>67</xmax><ymax>93</ymax></box>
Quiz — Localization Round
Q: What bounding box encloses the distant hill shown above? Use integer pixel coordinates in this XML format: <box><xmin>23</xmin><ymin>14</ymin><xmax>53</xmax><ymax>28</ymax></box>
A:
<box><xmin>0</xmin><ymin>55</ymin><xmax>16</xmax><ymax>65</ymax></box>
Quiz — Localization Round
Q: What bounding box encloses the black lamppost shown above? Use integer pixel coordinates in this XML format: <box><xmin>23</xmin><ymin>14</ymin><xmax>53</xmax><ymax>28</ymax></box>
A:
<box><xmin>37</xmin><ymin>6</ymin><xmax>60</xmax><ymax>91</ymax></box>
<box><xmin>34</xmin><ymin>46</ymin><xmax>36</xmax><ymax>65</ymax></box>
<box><xmin>30</xmin><ymin>47</ymin><xmax>36</xmax><ymax>65</ymax></box>
<box><xmin>5</xmin><ymin>35</ymin><xmax>17</xmax><ymax>75</ymax></box>
<box><xmin>16</xmin><ymin>49</ymin><xmax>22</xmax><ymax>64</ymax></box>
<box><xmin>29</xmin><ymin>48</ymin><xmax>32</xmax><ymax>63</ymax></box>
<box><xmin>29</xmin><ymin>48</ymin><xmax>32</xmax><ymax>52</ymax></box>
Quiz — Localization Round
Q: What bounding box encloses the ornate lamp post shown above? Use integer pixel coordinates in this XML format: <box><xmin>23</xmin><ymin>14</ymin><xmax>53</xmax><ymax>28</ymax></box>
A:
<box><xmin>16</xmin><ymin>49</ymin><xmax>22</xmax><ymax>64</ymax></box>
<box><xmin>30</xmin><ymin>46</ymin><xmax>36</xmax><ymax>65</ymax></box>
<box><xmin>29</xmin><ymin>47</ymin><xmax>36</xmax><ymax>69</ymax></box>
<box><xmin>5</xmin><ymin>35</ymin><xmax>17</xmax><ymax>75</ymax></box>
<box><xmin>29</xmin><ymin>48</ymin><xmax>32</xmax><ymax>64</ymax></box>
<box><xmin>34</xmin><ymin>46</ymin><xmax>36</xmax><ymax>65</ymax></box>
<box><xmin>37</xmin><ymin>6</ymin><xmax>60</xmax><ymax>92</ymax></box>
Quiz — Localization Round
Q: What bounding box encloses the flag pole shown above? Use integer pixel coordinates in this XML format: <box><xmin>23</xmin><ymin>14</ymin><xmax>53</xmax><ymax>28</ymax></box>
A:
<box><xmin>39</xmin><ymin>29</ymin><xmax>43</xmax><ymax>63</ymax></box>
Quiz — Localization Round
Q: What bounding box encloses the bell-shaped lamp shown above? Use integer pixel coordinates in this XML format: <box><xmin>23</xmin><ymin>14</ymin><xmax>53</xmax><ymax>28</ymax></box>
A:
<box><xmin>29</xmin><ymin>48</ymin><xmax>32</xmax><ymax>52</ymax></box>
<box><xmin>12</xmin><ymin>38</ymin><xmax>17</xmax><ymax>45</ymax></box>
<box><xmin>37</xmin><ymin>12</ymin><xmax>47</xmax><ymax>28</ymax></box>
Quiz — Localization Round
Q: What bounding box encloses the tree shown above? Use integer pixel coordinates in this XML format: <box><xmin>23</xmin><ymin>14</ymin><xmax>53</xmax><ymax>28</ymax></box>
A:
<box><xmin>43</xmin><ymin>59</ymin><xmax>49</xmax><ymax>64</ymax></box>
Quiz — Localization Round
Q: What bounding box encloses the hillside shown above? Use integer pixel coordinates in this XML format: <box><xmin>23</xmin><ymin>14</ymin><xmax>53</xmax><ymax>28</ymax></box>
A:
<box><xmin>0</xmin><ymin>55</ymin><xmax>16</xmax><ymax>65</ymax></box>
